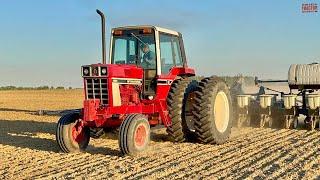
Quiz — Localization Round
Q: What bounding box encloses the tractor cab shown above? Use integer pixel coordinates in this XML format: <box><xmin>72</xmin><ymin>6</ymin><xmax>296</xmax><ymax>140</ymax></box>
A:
<box><xmin>110</xmin><ymin>26</ymin><xmax>187</xmax><ymax>97</ymax></box>
<box><xmin>81</xmin><ymin>25</ymin><xmax>193</xmax><ymax>107</ymax></box>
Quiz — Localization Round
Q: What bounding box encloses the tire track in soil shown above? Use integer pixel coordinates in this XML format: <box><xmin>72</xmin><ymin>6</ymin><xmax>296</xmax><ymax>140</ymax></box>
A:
<box><xmin>50</xmin><ymin>155</ymin><xmax>134</xmax><ymax>178</ymax></box>
<box><xmin>7</xmin><ymin>152</ymin><xmax>62</xmax><ymax>174</ymax></box>
<box><xmin>162</xmin><ymin>129</ymin><xmax>296</xmax><ymax>179</ymax></box>
<box><xmin>25</xmin><ymin>152</ymin><xmax>104</xmax><ymax>179</ymax></box>
<box><xmin>129</xmin><ymin>127</ymin><xmax>262</xmax><ymax>171</ymax></box>
<box><xmin>270</xmin><ymin>137</ymin><xmax>320</xmax><ymax>179</ymax></box>
<box><xmin>46</xmin><ymin>143</ymin><xmax>190</xmax><ymax>179</ymax></box>
<box><xmin>33</xmin><ymin>153</ymin><xmax>114</xmax><ymax>179</ymax></box>
<box><xmin>13</xmin><ymin>153</ymin><xmax>89</xmax><ymax>176</ymax></box>
<box><xmin>121</xmin><ymin>128</ymin><xmax>271</xmax><ymax>179</ymax></box>
<box><xmin>34</xmin><ymin>132</ymin><xmax>192</xmax><ymax>178</ymax></box>
<box><xmin>1</xmin><ymin>150</ymin><xmax>60</xmax><ymax>177</ymax></box>
<box><xmin>0</xmin><ymin>127</ymin><xmax>253</xmax><ymax>179</ymax></box>
<box><xmin>30</xmin><ymin>140</ymin><xmax>120</xmax><ymax>178</ymax></box>
<box><xmin>61</xmin><ymin>143</ymin><xmax>187</xmax><ymax>176</ymax></box>
<box><xmin>251</xmin><ymin>131</ymin><xmax>319</xmax><ymax>179</ymax></box>
<box><xmin>273</xmin><ymin>149</ymin><xmax>318</xmax><ymax>179</ymax></box>
<box><xmin>87</xmin><ymin>145</ymin><xmax>203</xmax><ymax>179</ymax></box>
<box><xmin>226</xmin><ymin>130</ymin><xmax>318</xmax><ymax>179</ymax></box>
<box><xmin>128</xmin><ymin>129</ymin><xmax>288</xmax><ymax>179</ymax></box>
<box><xmin>37</xmin><ymin>142</ymin><xmax>178</xmax><ymax>178</ymax></box>
<box><xmin>274</xmin><ymin>149</ymin><xmax>318</xmax><ymax>179</ymax></box>
<box><xmin>301</xmin><ymin>151</ymin><xmax>320</xmax><ymax>180</ymax></box>
<box><xmin>95</xmin><ymin>144</ymin><xmax>210</xmax><ymax>179</ymax></box>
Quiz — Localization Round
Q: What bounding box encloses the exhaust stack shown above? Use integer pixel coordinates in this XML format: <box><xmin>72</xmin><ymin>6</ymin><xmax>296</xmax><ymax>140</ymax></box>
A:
<box><xmin>96</xmin><ymin>9</ymin><xmax>106</xmax><ymax>64</ymax></box>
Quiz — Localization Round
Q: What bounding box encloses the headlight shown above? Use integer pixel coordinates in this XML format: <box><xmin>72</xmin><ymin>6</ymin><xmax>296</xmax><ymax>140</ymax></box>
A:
<box><xmin>83</xmin><ymin>69</ymin><xmax>89</xmax><ymax>75</ymax></box>
<box><xmin>101</xmin><ymin>67</ymin><xmax>107</xmax><ymax>75</ymax></box>
<box><xmin>82</xmin><ymin>67</ymin><xmax>90</xmax><ymax>76</ymax></box>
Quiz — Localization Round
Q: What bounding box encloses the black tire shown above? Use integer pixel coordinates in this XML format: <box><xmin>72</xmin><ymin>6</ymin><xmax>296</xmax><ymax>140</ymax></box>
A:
<box><xmin>305</xmin><ymin>117</ymin><xmax>316</xmax><ymax>131</ymax></box>
<box><xmin>249</xmin><ymin>101</ymin><xmax>260</xmax><ymax>127</ymax></box>
<box><xmin>193</xmin><ymin>76</ymin><xmax>233</xmax><ymax>144</ymax></box>
<box><xmin>166</xmin><ymin>78</ymin><xmax>198</xmax><ymax>142</ymax></box>
<box><xmin>119</xmin><ymin>114</ymin><xmax>150</xmax><ymax>155</ymax></box>
<box><xmin>268</xmin><ymin>117</ymin><xmax>273</xmax><ymax>128</ymax></box>
<box><xmin>293</xmin><ymin>117</ymin><xmax>299</xmax><ymax>129</ymax></box>
<box><xmin>56</xmin><ymin>113</ymin><xmax>90</xmax><ymax>153</ymax></box>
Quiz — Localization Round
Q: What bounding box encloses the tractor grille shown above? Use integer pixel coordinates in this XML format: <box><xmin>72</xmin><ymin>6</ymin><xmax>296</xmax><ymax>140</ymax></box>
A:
<box><xmin>85</xmin><ymin>78</ymin><xmax>108</xmax><ymax>105</ymax></box>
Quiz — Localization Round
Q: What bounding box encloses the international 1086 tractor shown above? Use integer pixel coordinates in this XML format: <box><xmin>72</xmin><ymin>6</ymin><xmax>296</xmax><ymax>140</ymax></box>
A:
<box><xmin>56</xmin><ymin>10</ymin><xmax>233</xmax><ymax>155</ymax></box>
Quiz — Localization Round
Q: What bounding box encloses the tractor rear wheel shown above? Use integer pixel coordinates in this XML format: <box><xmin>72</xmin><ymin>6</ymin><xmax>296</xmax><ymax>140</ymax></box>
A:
<box><xmin>167</xmin><ymin>78</ymin><xmax>198</xmax><ymax>142</ymax></box>
<box><xmin>119</xmin><ymin>114</ymin><xmax>150</xmax><ymax>155</ymax></box>
<box><xmin>56</xmin><ymin>113</ymin><xmax>90</xmax><ymax>153</ymax></box>
<box><xmin>193</xmin><ymin>77</ymin><xmax>233</xmax><ymax>144</ymax></box>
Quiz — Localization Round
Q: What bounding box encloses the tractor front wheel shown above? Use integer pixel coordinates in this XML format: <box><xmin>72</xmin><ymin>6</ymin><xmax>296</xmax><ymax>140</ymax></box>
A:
<box><xmin>56</xmin><ymin>113</ymin><xmax>90</xmax><ymax>153</ymax></box>
<box><xmin>119</xmin><ymin>114</ymin><xmax>150</xmax><ymax>155</ymax></box>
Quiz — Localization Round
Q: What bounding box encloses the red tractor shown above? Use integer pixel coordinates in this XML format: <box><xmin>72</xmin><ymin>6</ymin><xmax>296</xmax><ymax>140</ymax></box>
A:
<box><xmin>56</xmin><ymin>10</ymin><xmax>233</xmax><ymax>155</ymax></box>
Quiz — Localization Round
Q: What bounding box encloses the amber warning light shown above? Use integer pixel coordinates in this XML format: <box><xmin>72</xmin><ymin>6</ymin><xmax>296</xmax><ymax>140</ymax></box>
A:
<box><xmin>113</xmin><ymin>30</ymin><xmax>123</xmax><ymax>36</ymax></box>
<box><xmin>142</xmin><ymin>28</ymin><xmax>152</xmax><ymax>34</ymax></box>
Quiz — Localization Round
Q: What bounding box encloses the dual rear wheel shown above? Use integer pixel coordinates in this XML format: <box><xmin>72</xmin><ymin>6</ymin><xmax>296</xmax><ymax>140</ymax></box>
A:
<box><xmin>167</xmin><ymin>76</ymin><xmax>233</xmax><ymax>145</ymax></box>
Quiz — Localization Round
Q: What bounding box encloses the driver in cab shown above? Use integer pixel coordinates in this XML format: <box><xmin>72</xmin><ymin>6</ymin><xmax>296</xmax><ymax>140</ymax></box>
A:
<box><xmin>140</xmin><ymin>44</ymin><xmax>156</xmax><ymax>69</ymax></box>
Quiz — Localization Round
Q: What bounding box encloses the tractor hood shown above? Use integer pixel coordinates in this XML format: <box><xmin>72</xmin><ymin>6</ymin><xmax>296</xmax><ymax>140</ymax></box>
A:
<box><xmin>81</xmin><ymin>64</ymin><xmax>143</xmax><ymax>79</ymax></box>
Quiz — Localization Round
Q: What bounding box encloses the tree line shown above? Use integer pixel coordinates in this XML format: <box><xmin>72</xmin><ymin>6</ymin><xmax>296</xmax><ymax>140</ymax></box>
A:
<box><xmin>0</xmin><ymin>86</ymin><xmax>73</xmax><ymax>90</ymax></box>
<box><xmin>0</xmin><ymin>75</ymin><xmax>255</xmax><ymax>91</ymax></box>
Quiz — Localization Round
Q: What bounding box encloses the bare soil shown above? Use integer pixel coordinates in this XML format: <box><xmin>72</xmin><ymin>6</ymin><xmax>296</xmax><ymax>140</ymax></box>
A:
<box><xmin>0</xmin><ymin>90</ymin><xmax>320</xmax><ymax>179</ymax></box>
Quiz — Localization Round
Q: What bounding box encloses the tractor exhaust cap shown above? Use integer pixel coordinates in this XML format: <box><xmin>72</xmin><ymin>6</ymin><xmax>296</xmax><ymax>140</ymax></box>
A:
<box><xmin>96</xmin><ymin>9</ymin><xmax>106</xmax><ymax>64</ymax></box>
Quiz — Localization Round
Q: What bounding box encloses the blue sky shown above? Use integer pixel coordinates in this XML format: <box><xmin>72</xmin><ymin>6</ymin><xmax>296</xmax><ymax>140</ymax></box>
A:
<box><xmin>0</xmin><ymin>1</ymin><xmax>319</xmax><ymax>87</ymax></box>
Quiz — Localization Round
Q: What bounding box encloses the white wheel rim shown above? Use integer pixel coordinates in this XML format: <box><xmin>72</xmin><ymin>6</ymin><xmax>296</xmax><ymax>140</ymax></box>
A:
<box><xmin>214</xmin><ymin>91</ymin><xmax>230</xmax><ymax>133</ymax></box>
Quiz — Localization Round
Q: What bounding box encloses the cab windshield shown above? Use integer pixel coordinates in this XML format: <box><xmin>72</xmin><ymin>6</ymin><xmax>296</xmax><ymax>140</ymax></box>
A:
<box><xmin>111</xmin><ymin>29</ymin><xmax>156</xmax><ymax>69</ymax></box>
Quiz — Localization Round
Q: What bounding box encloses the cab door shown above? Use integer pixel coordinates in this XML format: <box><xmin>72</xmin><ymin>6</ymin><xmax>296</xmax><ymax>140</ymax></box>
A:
<box><xmin>159</xmin><ymin>33</ymin><xmax>184</xmax><ymax>75</ymax></box>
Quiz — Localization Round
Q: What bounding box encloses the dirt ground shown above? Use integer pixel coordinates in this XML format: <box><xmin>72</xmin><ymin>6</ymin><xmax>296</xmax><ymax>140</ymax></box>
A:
<box><xmin>0</xmin><ymin>90</ymin><xmax>320</xmax><ymax>179</ymax></box>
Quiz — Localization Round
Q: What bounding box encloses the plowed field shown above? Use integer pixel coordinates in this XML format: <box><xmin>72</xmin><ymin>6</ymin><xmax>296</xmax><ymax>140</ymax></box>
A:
<box><xmin>0</xmin><ymin>90</ymin><xmax>320</xmax><ymax>179</ymax></box>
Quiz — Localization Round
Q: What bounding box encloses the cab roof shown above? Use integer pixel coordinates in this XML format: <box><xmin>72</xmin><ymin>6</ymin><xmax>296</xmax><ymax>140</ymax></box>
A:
<box><xmin>112</xmin><ymin>25</ymin><xmax>180</xmax><ymax>36</ymax></box>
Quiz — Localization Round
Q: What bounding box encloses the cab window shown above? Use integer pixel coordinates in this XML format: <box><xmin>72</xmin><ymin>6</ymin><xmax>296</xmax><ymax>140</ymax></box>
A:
<box><xmin>111</xmin><ymin>29</ymin><xmax>156</xmax><ymax>70</ymax></box>
<box><xmin>159</xmin><ymin>33</ymin><xmax>183</xmax><ymax>74</ymax></box>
